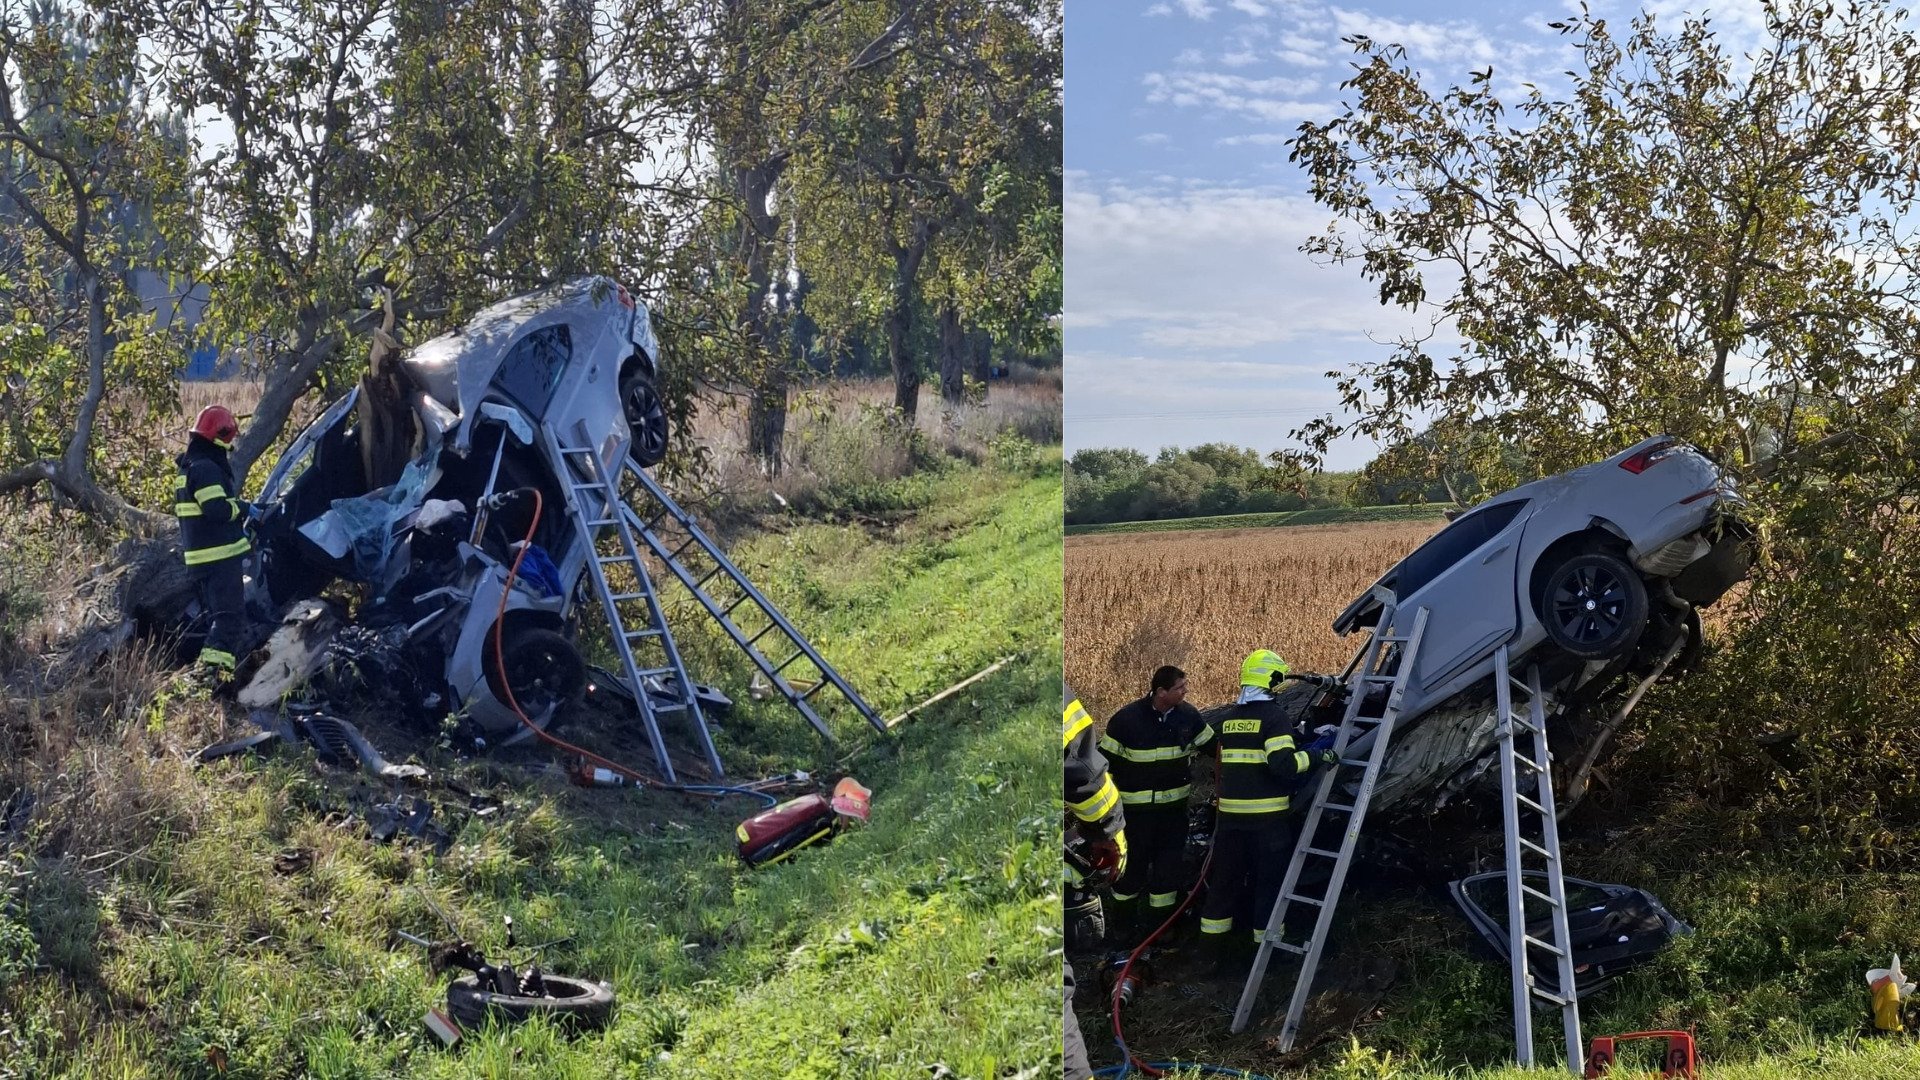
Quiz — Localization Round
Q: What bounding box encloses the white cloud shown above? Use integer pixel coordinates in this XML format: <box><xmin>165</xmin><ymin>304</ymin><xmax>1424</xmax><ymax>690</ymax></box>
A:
<box><xmin>1216</xmin><ymin>133</ymin><xmax>1292</xmax><ymax>146</ymax></box>
<box><xmin>1230</xmin><ymin>0</ymin><xmax>1274</xmax><ymax>14</ymax></box>
<box><xmin>1137</xmin><ymin>132</ymin><xmax>1172</xmax><ymax>144</ymax></box>
<box><xmin>1178</xmin><ymin>0</ymin><xmax>1218</xmax><ymax>18</ymax></box>
<box><xmin>1142</xmin><ymin>69</ymin><xmax>1328</xmax><ymax>124</ymax></box>
<box><xmin>1065</xmin><ymin>175</ymin><xmax>1433</xmax><ymax>352</ymax></box>
<box><xmin>1278</xmin><ymin>30</ymin><xmax>1335</xmax><ymax>67</ymax></box>
<box><xmin>1222</xmin><ymin>48</ymin><xmax>1261</xmax><ymax>66</ymax></box>
<box><xmin>1327</xmin><ymin>8</ymin><xmax>1501</xmax><ymax>63</ymax></box>
<box><xmin>1144</xmin><ymin>2</ymin><xmax>1173</xmax><ymax>15</ymax></box>
<box><xmin>1173</xmin><ymin>47</ymin><xmax>1205</xmax><ymax>65</ymax></box>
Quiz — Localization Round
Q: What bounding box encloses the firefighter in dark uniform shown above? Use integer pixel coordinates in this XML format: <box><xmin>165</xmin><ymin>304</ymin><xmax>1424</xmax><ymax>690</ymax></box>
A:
<box><xmin>1064</xmin><ymin>687</ymin><xmax>1125</xmax><ymax>1080</ymax></box>
<box><xmin>1199</xmin><ymin>649</ymin><xmax>1335</xmax><ymax>970</ymax></box>
<box><xmin>174</xmin><ymin>405</ymin><xmax>252</xmax><ymax>681</ymax></box>
<box><xmin>1099</xmin><ymin>665</ymin><xmax>1212</xmax><ymax>943</ymax></box>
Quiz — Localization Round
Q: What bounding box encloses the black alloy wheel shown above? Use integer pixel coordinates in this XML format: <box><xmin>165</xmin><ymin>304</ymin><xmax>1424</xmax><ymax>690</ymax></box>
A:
<box><xmin>1540</xmin><ymin>551</ymin><xmax>1649</xmax><ymax>661</ymax></box>
<box><xmin>620</xmin><ymin>370</ymin><xmax>669</xmax><ymax>468</ymax></box>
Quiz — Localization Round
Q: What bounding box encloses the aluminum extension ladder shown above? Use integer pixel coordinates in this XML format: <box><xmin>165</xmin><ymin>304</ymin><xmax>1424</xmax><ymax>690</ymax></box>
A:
<box><xmin>1492</xmin><ymin>643</ymin><xmax>1583</xmax><ymax>1071</ymax></box>
<box><xmin>548</xmin><ymin>431</ymin><xmax>714</xmax><ymax>781</ymax></box>
<box><xmin>618</xmin><ymin>461</ymin><xmax>886</xmax><ymax>745</ymax></box>
<box><xmin>1231</xmin><ymin>604</ymin><xmax>1430</xmax><ymax>1046</ymax></box>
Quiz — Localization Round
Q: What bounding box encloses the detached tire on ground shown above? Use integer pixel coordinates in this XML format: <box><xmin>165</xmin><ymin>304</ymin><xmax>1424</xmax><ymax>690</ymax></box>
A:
<box><xmin>446</xmin><ymin>974</ymin><xmax>615</xmax><ymax>1031</ymax></box>
<box><xmin>1540</xmin><ymin>550</ymin><xmax>1649</xmax><ymax>661</ymax></box>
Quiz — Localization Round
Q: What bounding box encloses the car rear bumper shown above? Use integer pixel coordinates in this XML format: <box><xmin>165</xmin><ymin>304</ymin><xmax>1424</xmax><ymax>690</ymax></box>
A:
<box><xmin>1669</xmin><ymin>515</ymin><xmax>1753</xmax><ymax>606</ymax></box>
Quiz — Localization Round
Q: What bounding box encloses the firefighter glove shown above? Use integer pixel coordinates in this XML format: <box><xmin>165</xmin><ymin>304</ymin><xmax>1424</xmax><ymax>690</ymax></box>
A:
<box><xmin>1086</xmin><ymin>831</ymin><xmax>1128</xmax><ymax>888</ymax></box>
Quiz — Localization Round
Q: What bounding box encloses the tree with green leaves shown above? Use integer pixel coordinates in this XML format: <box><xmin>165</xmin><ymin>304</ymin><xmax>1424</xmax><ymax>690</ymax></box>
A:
<box><xmin>1286</xmin><ymin>1</ymin><xmax>1920</xmax><ymax>479</ymax></box>
<box><xmin>788</xmin><ymin>0</ymin><xmax>1060</xmax><ymax>423</ymax></box>
<box><xmin>1286</xmin><ymin>0</ymin><xmax>1920</xmax><ymax>850</ymax></box>
<box><xmin>0</xmin><ymin>2</ymin><xmax>196</xmax><ymax>534</ymax></box>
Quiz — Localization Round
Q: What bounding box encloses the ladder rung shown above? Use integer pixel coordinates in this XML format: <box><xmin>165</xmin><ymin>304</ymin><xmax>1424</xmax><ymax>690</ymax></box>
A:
<box><xmin>1281</xmin><ymin>892</ymin><xmax>1323</xmax><ymax>907</ymax></box>
<box><xmin>634</xmin><ymin>667</ymin><xmax>678</xmax><ymax>679</ymax></box>
<box><xmin>721</xmin><ymin>592</ymin><xmax>754</xmax><ymax>618</ymax></box>
<box><xmin>692</xmin><ymin>565</ymin><xmax>724</xmax><ymax>593</ymax></box>
<box><xmin>1519</xmin><ymin>882</ymin><xmax>1559</xmax><ymax>906</ymax></box>
<box><xmin>1522</xmin><ymin>934</ymin><xmax>1566</xmax><ymax>958</ymax></box>
<box><xmin>772</xmin><ymin>650</ymin><xmax>803</xmax><ymax>674</ymax></box>
<box><xmin>1529</xmin><ymin>986</ymin><xmax>1573</xmax><ymax>1007</ymax></box>
<box><xmin>569</xmin><ymin>481</ymin><xmax>602</xmax><ymax>493</ymax></box>
<box><xmin>1513</xmin><ymin>792</ymin><xmax>1548</xmax><ymax>816</ymax></box>
<box><xmin>1516</xmin><ymin>836</ymin><xmax>1552</xmax><ymax>860</ymax></box>
<box><xmin>1504</xmin><ymin>713</ymin><xmax>1541</xmax><ymax>736</ymax></box>
<box><xmin>583</xmin><ymin>517</ymin><xmax>619</xmax><ymax>527</ymax></box>
<box><xmin>799</xmin><ymin>681</ymin><xmax>826</xmax><ymax>702</ymax></box>
<box><xmin>1337</xmin><ymin>757</ymin><xmax>1370</xmax><ymax>769</ymax></box>
<box><xmin>1269</xmin><ymin>940</ymin><xmax>1308</xmax><ymax>956</ymax></box>
<box><xmin>624</xmin><ymin>628</ymin><xmax>662</xmax><ymax>640</ymax></box>
<box><xmin>1303</xmin><ymin>846</ymin><xmax>1341</xmax><ymax>860</ymax></box>
<box><xmin>1373</xmin><ymin>634</ymin><xmax>1410</xmax><ymax>644</ymax></box>
<box><xmin>745</xmin><ymin>623</ymin><xmax>777</xmax><ymax>648</ymax></box>
<box><xmin>596</xmin><ymin>555</ymin><xmax>635</xmax><ymax>566</ymax></box>
<box><xmin>1362</xmin><ymin>673</ymin><xmax>1396</xmax><ymax>684</ymax></box>
<box><xmin>608</xmin><ymin>591</ymin><xmax>644</xmax><ymax>602</ymax></box>
<box><xmin>1512</xmin><ymin>752</ymin><xmax>1545</xmax><ymax>774</ymax></box>
<box><xmin>1318</xmin><ymin>801</ymin><xmax>1356</xmax><ymax>815</ymax></box>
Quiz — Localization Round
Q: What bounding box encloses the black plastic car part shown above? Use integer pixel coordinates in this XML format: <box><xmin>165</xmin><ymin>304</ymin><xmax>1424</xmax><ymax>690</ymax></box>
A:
<box><xmin>1447</xmin><ymin>870</ymin><xmax>1690</xmax><ymax>1001</ymax></box>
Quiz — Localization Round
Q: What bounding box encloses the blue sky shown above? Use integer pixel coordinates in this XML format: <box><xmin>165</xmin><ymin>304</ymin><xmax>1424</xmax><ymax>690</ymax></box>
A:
<box><xmin>1063</xmin><ymin>0</ymin><xmax>1772</xmax><ymax>469</ymax></box>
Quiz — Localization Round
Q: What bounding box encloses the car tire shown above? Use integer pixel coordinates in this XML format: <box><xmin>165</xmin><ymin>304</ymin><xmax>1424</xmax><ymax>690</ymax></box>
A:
<box><xmin>486</xmin><ymin>626</ymin><xmax>588</xmax><ymax>718</ymax></box>
<box><xmin>620</xmin><ymin>369</ymin><xmax>669</xmax><ymax>469</ymax></box>
<box><xmin>446</xmin><ymin>974</ymin><xmax>615</xmax><ymax>1031</ymax></box>
<box><xmin>1539</xmin><ymin>551</ymin><xmax>1649</xmax><ymax>661</ymax></box>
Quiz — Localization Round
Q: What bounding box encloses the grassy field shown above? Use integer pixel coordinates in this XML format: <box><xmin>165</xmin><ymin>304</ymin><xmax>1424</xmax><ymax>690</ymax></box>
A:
<box><xmin>0</xmin><ymin>443</ymin><xmax>1064</xmax><ymax>1077</ymax></box>
<box><xmin>1064</xmin><ymin>504</ymin><xmax>1451</xmax><ymax>538</ymax></box>
<box><xmin>1066</xmin><ymin>517</ymin><xmax>1920</xmax><ymax>1077</ymax></box>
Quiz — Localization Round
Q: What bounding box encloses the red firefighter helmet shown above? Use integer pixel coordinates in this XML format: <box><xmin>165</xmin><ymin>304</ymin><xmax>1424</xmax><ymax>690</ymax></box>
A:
<box><xmin>190</xmin><ymin>405</ymin><xmax>239</xmax><ymax>447</ymax></box>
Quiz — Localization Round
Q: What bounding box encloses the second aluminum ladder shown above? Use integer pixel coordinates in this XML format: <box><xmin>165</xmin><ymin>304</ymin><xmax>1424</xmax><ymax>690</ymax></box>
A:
<box><xmin>1492</xmin><ymin>644</ymin><xmax>1583</xmax><ymax>1071</ymax></box>
<box><xmin>620</xmin><ymin>461</ymin><xmax>886</xmax><ymax>744</ymax></box>
<box><xmin>1231</xmin><ymin>604</ymin><xmax>1430</xmax><ymax>1046</ymax></box>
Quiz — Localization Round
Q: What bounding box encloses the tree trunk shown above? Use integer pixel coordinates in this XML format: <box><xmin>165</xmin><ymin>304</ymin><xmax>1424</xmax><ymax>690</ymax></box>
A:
<box><xmin>888</xmin><ymin>226</ymin><xmax>931</xmax><ymax>421</ymax></box>
<box><xmin>747</xmin><ymin>363</ymin><xmax>789</xmax><ymax>477</ymax></box>
<box><xmin>231</xmin><ymin>309</ymin><xmax>338</xmax><ymax>481</ymax></box>
<box><xmin>736</xmin><ymin>157</ymin><xmax>788</xmax><ymax>474</ymax></box>
<box><xmin>938</xmin><ymin>302</ymin><xmax>965</xmax><ymax>405</ymax></box>
<box><xmin>969</xmin><ymin>328</ymin><xmax>992</xmax><ymax>400</ymax></box>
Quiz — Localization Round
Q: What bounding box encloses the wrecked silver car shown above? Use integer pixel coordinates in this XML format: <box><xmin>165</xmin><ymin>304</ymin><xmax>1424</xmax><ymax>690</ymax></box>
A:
<box><xmin>1330</xmin><ymin>437</ymin><xmax>1754</xmax><ymax>815</ymax></box>
<box><xmin>242</xmin><ymin>276</ymin><xmax>670</xmax><ymax>737</ymax></box>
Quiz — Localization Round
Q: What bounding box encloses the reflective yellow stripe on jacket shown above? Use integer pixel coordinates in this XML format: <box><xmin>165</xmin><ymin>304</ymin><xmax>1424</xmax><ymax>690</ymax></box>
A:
<box><xmin>1063</xmin><ymin>700</ymin><xmax>1093</xmax><ymax>747</ymax></box>
<box><xmin>1069</xmin><ymin>774</ymin><xmax>1120</xmax><ymax>821</ymax></box>
<box><xmin>1217</xmin><ymin>795</ymin><xmax>1289</xmax><ymax>814</ymax></box>
<box><xmin>1119</xmin><ymin>784</ymin><xmax>1191</xmax><ymax>805</ymax></box>
<box><xmin>183</xmin><ymin>537</ymin><xmax>251</xmax><ymax>565</ymax></box>
<box><xmin>1097</xmin><ymin>736</ymin><xmax>1190</xmax><ymax>763</ymax></box>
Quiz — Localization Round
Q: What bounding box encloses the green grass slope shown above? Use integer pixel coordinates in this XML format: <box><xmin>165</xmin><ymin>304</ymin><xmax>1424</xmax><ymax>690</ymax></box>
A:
<box><xmin>0</xmin><ymin>457</ymin><xmax>1064</xmax><ymax>1079</ymax></box>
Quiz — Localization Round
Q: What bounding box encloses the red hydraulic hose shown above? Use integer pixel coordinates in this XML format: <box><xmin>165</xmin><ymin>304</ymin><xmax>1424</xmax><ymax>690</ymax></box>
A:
<box><xmin>1109</xmin><ymin>746</ymin><xmax>1223</xmax><ymax>1076</ymax></box>
<box><xmin>486</xmin><ymin>488</ymin><xmax>719</xmax><ymax>798</ymax></box>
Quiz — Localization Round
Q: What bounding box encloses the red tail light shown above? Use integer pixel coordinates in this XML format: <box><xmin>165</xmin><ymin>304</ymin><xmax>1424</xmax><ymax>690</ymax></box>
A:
<box><xmin>1619</xmin><ymin>439</ymin><xmax>1680</xmax><ymax>474</ymax></box>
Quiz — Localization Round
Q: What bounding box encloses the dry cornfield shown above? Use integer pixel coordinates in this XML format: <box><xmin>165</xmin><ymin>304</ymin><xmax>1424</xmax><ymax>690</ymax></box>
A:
<box><xmin>1065</xmin><ymin>519</ymin><xmax>1443</xmax><ymax>720</ymax></box>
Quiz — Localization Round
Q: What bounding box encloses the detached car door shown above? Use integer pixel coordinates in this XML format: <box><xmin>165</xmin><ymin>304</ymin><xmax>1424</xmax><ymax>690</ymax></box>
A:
<box><xmin>1386</xmin><ymin>499</ymin><xmax>1531</xmax><ymax>694</ymax></box>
